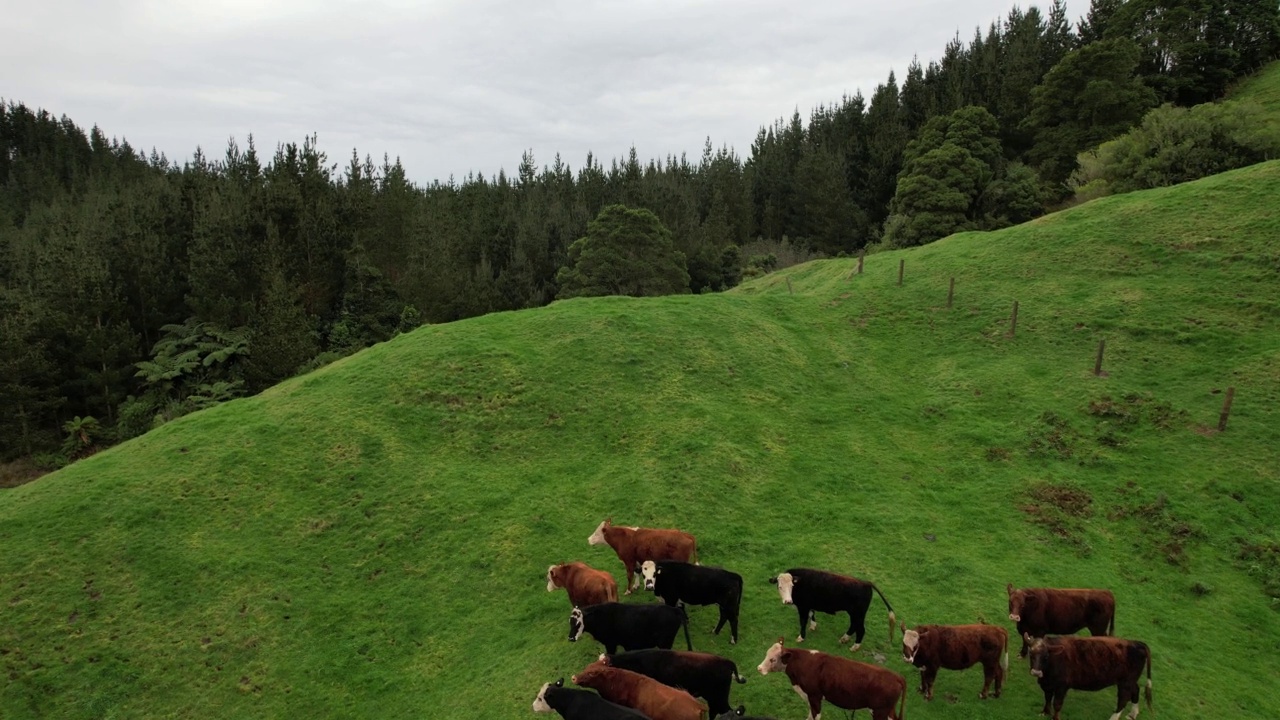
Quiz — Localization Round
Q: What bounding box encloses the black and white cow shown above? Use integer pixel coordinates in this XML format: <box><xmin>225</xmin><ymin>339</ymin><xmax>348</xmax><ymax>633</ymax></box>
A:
<box><xmin>603</xmin><ymin>649</ymin><xmax>746</xmax><ymax>716</ymax></box>
<box><xmin>641</xmin><ymin>560</ymin><xmax>744</xmax><ymax>645</ymax></box>
<box><xmin>569</xmin><ymin>603</ymin><xmax>693</xmax><ymax>655</ymax></box>
<box><xmin>714</xmin><ymin>706</ymin><xmax>777</xmax><ymax>720</ymax></box>
<box><xmin>532</xmin><ymin>678</ymin><xmax>652</xmax><ymax>719</ymax></box>
<box><xmin>769</xmin><ymin>568</ymin><xmax>897</xmax><ymax>651</ymax></box>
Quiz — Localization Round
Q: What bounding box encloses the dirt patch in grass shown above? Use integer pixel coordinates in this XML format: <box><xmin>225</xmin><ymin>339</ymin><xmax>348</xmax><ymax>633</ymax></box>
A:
<box><xmin>1020</xmin><ymin>480</ymin><xmax>1094</xmax><ymax>556</ymax></box>
<box><xmin>1027</xmin><ymin>412</ymin><xmax>1082</xmax><ymax>459</ymax></box>
<box><xmin>1109</xmin><ymin>483</ymin><xmax>1203</xmax><ymax>568</ymax></box>
<box><xmin>1237</xmin><ymin>540</ymin><xmax>1280</xmax><ymax>603</ymax></box>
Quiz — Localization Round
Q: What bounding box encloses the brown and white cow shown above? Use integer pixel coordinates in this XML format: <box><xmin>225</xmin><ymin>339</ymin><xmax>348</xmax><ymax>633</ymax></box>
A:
<box><xmin>1027</xmin><ymin>634</ymin><xmax>1153</xmax><ymax>720</ymax></box>
<box><xmin>573</xmin><ymin>658</ymin><xmax>707</xmax><ymax>720</ymax></box>
<box><xmin>589</xmin><ymin>519</ymin><xmax>698</xmax><ymax>594</ymax></box>
<box><xmin>547</xmin><ymin>561</ymin><xmax>618</xmax><ymax>608</ymax></box>
<box><xmin>899</xmin><ymin>620</ymin><xmax>1007</xmax><ymax>700</ymax></box>
<box><xmin>1007</xmin><ymin>584</ymin><xmax>1115</xmax><ymax>657</ymax></box>
<box><xmin>757</xmin><ymin>637</ymin><xmax>906</xmax><ymax>720</ymax></box>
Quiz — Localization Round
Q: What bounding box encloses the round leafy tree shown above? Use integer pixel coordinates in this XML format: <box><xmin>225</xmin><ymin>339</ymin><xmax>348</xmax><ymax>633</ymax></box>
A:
<box><xmin>555</xmin><ymin>204</ymin><xmax>690</xmax><ymax>299</ymax></box>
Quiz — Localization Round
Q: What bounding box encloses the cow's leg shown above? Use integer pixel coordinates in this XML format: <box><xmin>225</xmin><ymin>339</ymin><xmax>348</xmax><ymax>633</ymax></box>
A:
<box><xmin>839</xmin><ymin>610</ymin><xmax>867</xmax><ymax>651</ymax></box>
<box><xmin>622</xmin><ymin>560</ymin><xmax>635</xmax><ymax>595</ymax></box>
<box><xmin>1052</xmin><ymin>689</ymin><xmax>1067</xmax><ymax>720</ymax></box>
<box><xmin>918</xmin><ymin>668</ymin><xmax>927</xmax><ymax>694</ymax></box>
<box><xmin>978</xmin><ymin>660</ymin><xmax>994</xmax><ymax>699</ymax></box>
<box><xmin>792</xmin><ymin>684</ymin><xmax>817</xmax><ymax>720</ymax></box>
<box><xmin>714</xmin><ymin>603</ymin><xmax>728</xmax><ymax>635</ymax></box>
<box><xmin>796</xmin><ymin>605</ymin><xmax>810</xmax><ymax>642</ymax></box>
<box><xmin>706</xmin><ymin>685</ymin><xmax>731</xmax><ymax>717</ymax></box>
<box><xmin>1040</xmin><ymin>687</ymin><xmax>1053</xmax><ymax>716</ymax></box>
<box><xmin>662</xmin><ymin>594</ymin><xmax>679</xmax><ymax>607</ymax></box>
<box><xmin>923</xmin><ymin>666</ymin><xmax>938</xmax><ymax>701</ymax></box>
<box><xmin>728</xmin><ymin>604</ymin><xmax>739</xmax><ymax>645</ymax></box>
<box><xmin>994</xmin><ymin>655</ymin><xmax>1005</xmax><ymax>698</ymax></box>
<box><xmin>808</xmin><ymin>609</ymin><xmax>818</xmax><ymax>631</ymax></box>
<box><xmin>1019</xmin><ymin>631</ymin><xmax>1030</xmax><ymax>658</ymax></box>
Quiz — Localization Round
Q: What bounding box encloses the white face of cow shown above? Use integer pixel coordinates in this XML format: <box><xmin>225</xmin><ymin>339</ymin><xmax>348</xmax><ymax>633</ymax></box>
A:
<box><xmin>588</xmin><ymin>521</ymin><xmax>607</xmax><ymax>546</ymax></box>
<box><xmin>775</xmin><ymin>573</ymin><xmax>795</xmax><ymax>604</ymax></box>
<box><xmin>641</xmin><ymin>560</ymin><xmax>658</xmax><ymax>590</ymax></box>
<box><xmin>569</xmin><ymin>608</ymin><xmax>586</xmax><ymax>642</ymax></box>
<box><xmin>757</xmin><ymin>640</ymin><xmax>786</xmax><ymax>675</ymax></box>
<box><xmin>532</xmin><ymin>681</ymin><xmax>553</xmax><ymax>713</ymax></box>
<box><xmin>901</xmin><ymin>629</ymin><xmax>920</xmax><ymax>664</ymax></box>
<box><xmin>546</xmin><ymin>565</ymin><xmax>558</xmax><ymax>593</ymax></box>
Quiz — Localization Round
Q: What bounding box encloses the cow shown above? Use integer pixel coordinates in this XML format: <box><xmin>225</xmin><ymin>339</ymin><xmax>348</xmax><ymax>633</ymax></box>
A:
<box><xmin>573</xmin><ymin>659</ymin><xmax>707</xmax><ymax>720</ymax></box>
<box><xmin>757</xmin><ymin>637</ymin><xmax>906</xmax><ymax>720</ymax></box>
<box><xmin>570</xmin><ymin>602</ymin><xmax>693</xmax><ymax>654</ymax></box>
<box><xmin>899</xmin><ymin>620</ymin><xmax>1008</xmax><ymax>700</ymax></box>
<box><xmin>589</xmin><ymin>519</ymin><xmax>698</xmax><ymax>594</ymax></box>
<box><xmin>713</xmin><ymin>707</ymin><xmax>776</xmax><ymax>720</ymax></box>
<box><xmin>603</xmin><ymin>649</ymin><xmax>746</xmax><ymax>716</ymax></box>
<box><xmin>1026</xmin><ymin>634</ymin><xmax>1153</xmax><ymax>720</ymax></box>
<box><xmin>1007</xmin><ymin>584</ymin><xmax>1115</xmax><ymax>658</ymax></box>
<box><xmin>547</xmin><ymin>561</ymin><xmax>618</xmax><ymax>608</ymax></box>
<box><xmin>641</xmin><ymin>560</ymin><xmax>743</xmax><ymax>644</ymax></box>
<box><xmin>769</xmin><ymin>568</ymin><xmax>896</xmax><ymax>651</ymax></box>
<box><xmin>532</xmin><ymin>677</ymin><xmax>653</xmax><ymax>719</ymax></box>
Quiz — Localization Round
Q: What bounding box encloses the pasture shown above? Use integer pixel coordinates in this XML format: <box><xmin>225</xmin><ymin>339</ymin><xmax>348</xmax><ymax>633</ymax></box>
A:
<box><xmin>2</xmin><ymin>162</ymin><xmax>1279</xmax><ymax>718</ymax></box>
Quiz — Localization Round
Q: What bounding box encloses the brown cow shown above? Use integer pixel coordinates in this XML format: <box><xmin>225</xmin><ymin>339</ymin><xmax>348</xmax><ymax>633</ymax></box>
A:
<box><xmin>1007</xmin><ymin>584</ymin><xmax>1114</xmax><ymax>657</ymax></box>
<box><xmin>573</xmin><ymin>658</ymin><xmax>707</xmax><ymax>720</ymax></box>
<box><xmin>547</xmin><ymin>562</ymin><xmax>618</xmax><ymax>607</ymax></box>
<box><xmin>589</xmin><ymin>519</ymin><xmax>698</xmax><ymax>594</ymax></box>
<box><xmin>899</xmin><ymin>620</ymin><xmax>1007</xmax><ymax>700</ymax></box>
<box><xmin>1027</xmin><ymin>634</ymin><xmax>1153</xmax><ymax>720</ymax></box>
<box><xmin>757</xmin><ymin>637</ymin><xmax>906</xmax><ymax>720</ymax></box>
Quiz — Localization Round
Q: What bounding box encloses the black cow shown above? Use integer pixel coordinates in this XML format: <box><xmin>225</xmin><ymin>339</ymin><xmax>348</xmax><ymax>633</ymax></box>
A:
<box><xmin>532</xmin><ymin>678</ymin><xmax>652</xmax><ymax>719</ymax></box>
<box><xmin>570</xmin><ymin>603</ymin><xmax>693</xmax><ymax>655</ymax></box>
<box><xmin>641</xmin><ymin>560</ymin><xmax>744</xmax><ymax>644</ymax></box>
<box><xmin>604</xmin><ymin>648</ymin><xmax>746</xmax><ymax>716</ymax></box>
<box><xmin>714</xmin><ymin>706</ymin><xmax>776</xmax><ymax>720</ymax></box>
<box><xmin>769</xmin><ymin>568</ymin><xmax>896</xmax><ymax>651</ymax></box>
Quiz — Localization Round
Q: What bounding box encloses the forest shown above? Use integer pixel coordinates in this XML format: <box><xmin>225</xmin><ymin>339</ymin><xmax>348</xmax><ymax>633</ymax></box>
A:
<box><xmin>2</xmin><ymin>0</ymin><xmax>1278</xmax><ymax>466</ymax></box>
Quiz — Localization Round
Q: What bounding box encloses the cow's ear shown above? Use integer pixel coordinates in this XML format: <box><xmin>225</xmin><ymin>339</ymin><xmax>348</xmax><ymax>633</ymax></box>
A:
<box><xmin>768</xmin><ymin>576</ymin><xmax>778</xmax><ymax>585</ymax></box>
<box><xmin>1006</xmin><ymin>583</ymin><xmax>1014</xmax><ymax>596</ymax></box>
<box><xmin>655</xmin><ymin>566</ymin><xmax>662</xmax><ymax>575</ymax></box>
<box><xmin>780</xmin><ymin>649</ymin><xmax>794</xmax><ymax>662</ymax></box>
<box><xmin>554</xmin><ymin>677</ymin><xmax>563</xmax><ymax>687</ymax></box>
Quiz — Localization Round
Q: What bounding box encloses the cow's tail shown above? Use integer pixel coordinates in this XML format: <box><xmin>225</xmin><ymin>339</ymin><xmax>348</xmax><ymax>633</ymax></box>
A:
<box><xmin>1000</xmin><ymin>631</ymin><xmax>1009</xmax><ymax>673</ymax></box>
<box><xmin>732</xmin><ymin>665</ymin><xmax>747</xmax><ymax>684</ymax></box>
<box><xmin>873</xmin><ymin>584</ymin><xmax>896</xmax><ymax>644</ymax></box>
<box><xmin>1108</xmin><ymin>607</ymin><xmax>1116</xmax><ymax>636</ymax></box>
<box><xmin>679</xmin><ymin>602</ymin><xmax>693</xmax><ymax>651</ymax></box>
<box><xmin>1144</xmin><ymin>643</ymin><xmax>1153</xmax><ymax>711</ymax></box>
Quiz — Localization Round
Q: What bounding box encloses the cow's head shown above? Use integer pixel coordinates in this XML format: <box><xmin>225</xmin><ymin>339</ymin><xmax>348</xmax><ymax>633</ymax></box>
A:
<box><xmin>1026</xmin><ymin>634</ymin><xmax>1052</xmax><ymax>677</ymax></box>
<box><xmin>588</xmin><ymin>519</ymin><xmax>611</xmax><ymax>546</ymax></box>
<box><xmin>901</xmin><ymin>623</ymin><xmax>924</xmax><ymax>665</ymax></box>
<box><xmin>531</xmin><ymin>678</ymin><xmax>562</xmax><ymax>713</ymax></box>
<box><xmin>769</xmin><ymin>572</ymin><xmax>796</xmax><ymax>604</ymax></box>
<box><xmin>571</xmin><ymin>659</ymin><xmax>607</xmax><ymax>688</ymax></box>
<box><xmin>568</xmin><ymin>607</ymin><xmax>586</xmax><ymax>642</ymax></box>
<box><xmin>757</xmin><ymin>636</ymin><xmax>792</xmax><ymax>675</ymax></box>
<box><xmin>1007</xmin><ymin>583</ymin><xmax>1034</xmax><ymax>623</ymax></box>
<box><xmin>546</xmin><ymin>564</ymin><xmax>561</xmax><ymax>592</ymax></box>
<box><xmin>641</xmin><ymin>560</ymin><xmax>660</xmax><ymax>591</ymax></box>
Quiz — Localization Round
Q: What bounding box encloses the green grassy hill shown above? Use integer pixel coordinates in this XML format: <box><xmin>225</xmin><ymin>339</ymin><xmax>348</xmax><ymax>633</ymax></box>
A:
<box><xmin>1229</xmin><ymin>59</ymin><xmax>1280</xmax><ymax>111</ymax></box>
<box><xmin>3</xmin><ymin>162</ymin><xmax>1280</xmax><ymax>719</ymax></box>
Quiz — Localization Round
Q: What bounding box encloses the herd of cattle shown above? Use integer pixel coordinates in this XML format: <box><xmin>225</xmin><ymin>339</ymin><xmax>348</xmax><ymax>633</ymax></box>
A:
<box><xmin>534</xmin><ymin>519</ymin><xmax>1154</xmax><ymax>720</ymax></box>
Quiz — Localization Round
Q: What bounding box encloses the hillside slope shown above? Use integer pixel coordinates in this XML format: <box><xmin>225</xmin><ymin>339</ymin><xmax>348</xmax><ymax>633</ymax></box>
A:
<box><xmin>2</xmin><ymin>162</ymin><xmax>1279</xmax><ymax>719</ymax></box>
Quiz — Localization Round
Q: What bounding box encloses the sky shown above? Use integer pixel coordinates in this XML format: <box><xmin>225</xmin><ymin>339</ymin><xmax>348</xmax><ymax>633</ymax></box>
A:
<box><xmin>2</xmin><ymin>0</ymin><xmax>1078</xmax><ymax>185</ymax></box>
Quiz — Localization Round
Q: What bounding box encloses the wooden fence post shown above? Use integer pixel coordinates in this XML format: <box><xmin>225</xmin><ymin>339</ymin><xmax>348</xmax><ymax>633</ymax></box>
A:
<box><xmin>1218</xmin><ymin>386</ymin><xmax>1236</xmax><ymax>432</ymax></box>
<box><xmin>1008</xmin><ymin>300</ymin><xmax>1019</xmax><ymax>337</ymax></box>
<box><xmin>857</xmin><ymin>247</ymin><xmax>865</xmax><ymax>275</ymax></box>
<box><xmin>897</xmin><ymin>259</ymin><xmax>904</xmax><ymax>286</ymax></box>
<box><xmin>1094</xmin><ymin>339</ymin><xmax>1107</xmax><ymax>377</ymax></box>
<box><xmin>786</xmin><ymin>277</ymin><xmax>793</xmax><ymax>295</ymax></box>
<box><xmin>946</xmin><ymin>277</ymin><xmax>955</xmax><ymax>309</ymax></box>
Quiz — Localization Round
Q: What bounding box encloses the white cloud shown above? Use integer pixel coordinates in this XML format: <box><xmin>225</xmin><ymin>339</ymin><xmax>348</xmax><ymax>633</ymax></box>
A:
<box><xmin>1</xmin><ymin>0</ymin><xmax>1079</xmax><ymax>183</ymax></box>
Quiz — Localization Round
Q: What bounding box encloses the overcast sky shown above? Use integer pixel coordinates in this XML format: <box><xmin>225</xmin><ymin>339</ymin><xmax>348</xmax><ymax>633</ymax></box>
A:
<box><xmin>3</xmin><ymin>0</ymin><xmax>1077</xmax><ymax>185</ymax></box>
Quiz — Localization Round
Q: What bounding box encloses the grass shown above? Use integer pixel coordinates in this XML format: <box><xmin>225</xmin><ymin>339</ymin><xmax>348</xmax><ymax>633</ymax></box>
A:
<box><xmin>1229</xmin><ymin>59</ymin><xmax>1280</xmax><ymax>113</ymax></box>
<box><xmin>2</xmin><ymin>161</ymin><xmax>1280</xmax><ymax>719</ymax></box>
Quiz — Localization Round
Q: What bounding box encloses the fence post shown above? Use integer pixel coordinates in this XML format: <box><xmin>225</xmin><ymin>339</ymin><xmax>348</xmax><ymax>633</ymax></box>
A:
<box><xmin>1093</xmin><ymin>339</ymin><xmax>1106</xmax><ymax>376</ymax></box>
<box><xmin>858</xmin><ymin>247</ymin><xmax>865</xmax><ymax>275</ymax></box>
<box><xmin>1218</xmin><ymin>386</ymin><xmax>1236</xmax><ymax>432</ymax></box>
<box><xmin>786</xmin><ymin>277</ymin><xmax>793</xmax><ymax>295</ymax></box>
<box><xmin>897</xmin><ymin>259</ymin><xmax>904</xmax><ymax>287</ymax></box>
<box><xmin>1008</xmin><ymin>300</ymin><xmax>1019</xmax><ymax>337</ymax></box>
<box><xmin>946</xmin><ymin>277</ymin><xmax>955</xmax><ymax>309</ymax></box>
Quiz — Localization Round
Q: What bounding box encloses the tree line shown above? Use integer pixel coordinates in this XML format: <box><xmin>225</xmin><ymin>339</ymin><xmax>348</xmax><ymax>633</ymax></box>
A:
<box><xmin>2</xmin><ymin>0</ymin><xmax>1277</xmax><ymax>464</ymax></box>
